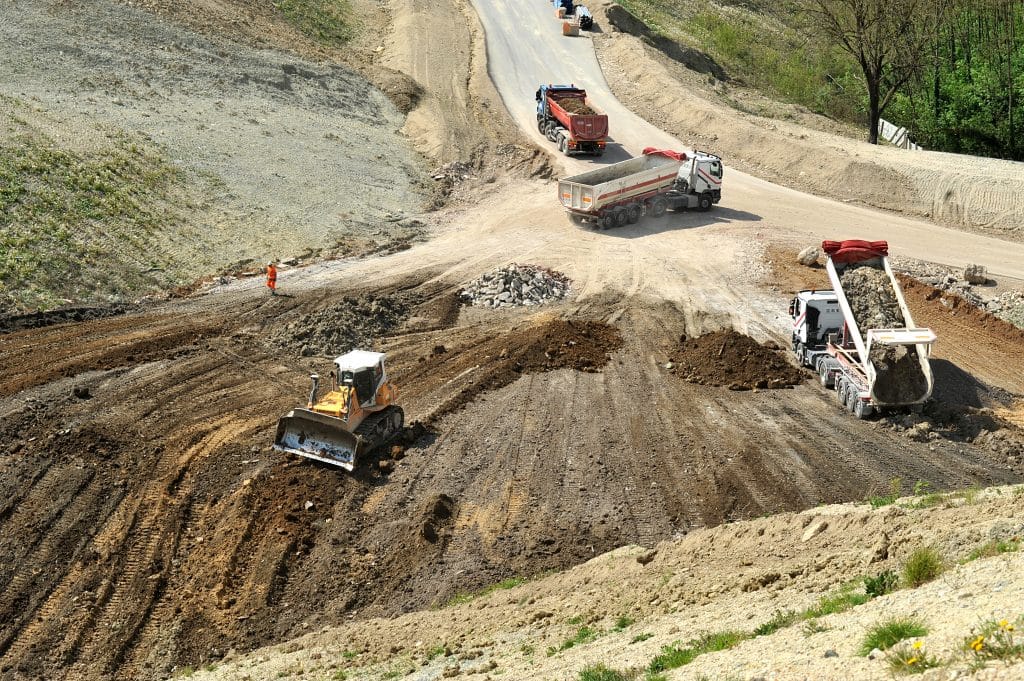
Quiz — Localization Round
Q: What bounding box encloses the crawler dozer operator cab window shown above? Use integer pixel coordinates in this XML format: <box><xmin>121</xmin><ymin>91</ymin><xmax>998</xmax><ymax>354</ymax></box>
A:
<box><xmin>339</xmin><ymin>360</ymin><xmax>384</xmax><ymax>407</ymax></box>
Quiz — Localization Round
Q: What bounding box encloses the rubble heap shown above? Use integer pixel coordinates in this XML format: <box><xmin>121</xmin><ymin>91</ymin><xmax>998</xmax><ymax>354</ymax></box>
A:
<box><xmin>460</xmin><ymin>264</ymin><xmax>571</xmax><ymax>308</ymax></box>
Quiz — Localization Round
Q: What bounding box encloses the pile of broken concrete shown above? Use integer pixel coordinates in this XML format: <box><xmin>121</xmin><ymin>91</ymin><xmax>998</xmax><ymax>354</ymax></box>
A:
<box><xmin>460</xmin><ymin>264</ymin><xmax>571</xmax><ymax>308</ymax></box>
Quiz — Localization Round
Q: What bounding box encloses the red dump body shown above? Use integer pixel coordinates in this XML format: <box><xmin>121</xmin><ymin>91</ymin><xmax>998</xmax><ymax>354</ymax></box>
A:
<box><xmin>546</xmin><ymin>90</ymin><xmax>608</xmax><ymax>142</ymax></box>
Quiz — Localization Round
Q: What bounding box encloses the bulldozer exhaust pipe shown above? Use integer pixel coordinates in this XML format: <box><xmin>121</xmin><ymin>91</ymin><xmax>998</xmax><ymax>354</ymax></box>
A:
<box><xmin>307</xmin><ymin>373</ymin><xmax>319</xmax><ymax>408</ymax></box>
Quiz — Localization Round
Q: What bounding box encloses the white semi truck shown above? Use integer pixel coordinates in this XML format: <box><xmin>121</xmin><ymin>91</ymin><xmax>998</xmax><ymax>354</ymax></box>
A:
<box><xmin>789</xmin><ymin>240</ymin><xmax>936</xmax><ymax>418</ymax></box>
<box><xmin>557</xmin><ymin>148</ymin><xmax>723</xmax><ymax>230</ymax></box>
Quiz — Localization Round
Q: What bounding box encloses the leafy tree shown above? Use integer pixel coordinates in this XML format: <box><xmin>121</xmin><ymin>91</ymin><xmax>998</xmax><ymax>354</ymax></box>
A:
<box><xmin>799</xmin><ymin>0</ymin><xmax>951</xmax><ymax>143</ymax></box>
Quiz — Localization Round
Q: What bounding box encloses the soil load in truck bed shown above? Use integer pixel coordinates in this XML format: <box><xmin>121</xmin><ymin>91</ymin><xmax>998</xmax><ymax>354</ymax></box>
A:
<box><xmin>869</xmin><ymin>343</ymin><xmax>930</xmax><ymax>404</ymax></box>
<box><xmin>838</xmin><ymin>263</ymin><xmax>906</xmax><ymax>333</ymax></box>
<box><xmin>558</xmin><ymin>98</ymin><xmax>597</xmax><ymax>115</ymax></box>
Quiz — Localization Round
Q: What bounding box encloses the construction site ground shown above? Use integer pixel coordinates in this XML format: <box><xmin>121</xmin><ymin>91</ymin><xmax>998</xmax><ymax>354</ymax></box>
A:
<box><xmin>2</xmin><ymin>1</ymin><xmax>1024</xmax><ymax>680</ymax></box>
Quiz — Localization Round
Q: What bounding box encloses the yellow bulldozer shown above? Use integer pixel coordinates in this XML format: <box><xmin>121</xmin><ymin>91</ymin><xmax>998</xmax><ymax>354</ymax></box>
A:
<box><xmin>273</xmin><ymin>350</ymin><xmax>403</xmax><ymax>471</ymax></box>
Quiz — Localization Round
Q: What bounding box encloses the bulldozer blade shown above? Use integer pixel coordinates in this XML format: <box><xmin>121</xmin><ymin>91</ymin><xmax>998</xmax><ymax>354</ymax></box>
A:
<box><xmin>273</xmin><ymin>408</ymin><xmax>363</xmax><ymax>471</ymax></box>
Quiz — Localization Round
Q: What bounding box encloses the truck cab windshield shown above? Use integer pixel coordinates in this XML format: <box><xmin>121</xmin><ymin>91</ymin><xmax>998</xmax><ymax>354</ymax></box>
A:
<box><xmin>709</xmin><ymin>160</ymin><xmax>723</xmax><ymax>178</ymax></box>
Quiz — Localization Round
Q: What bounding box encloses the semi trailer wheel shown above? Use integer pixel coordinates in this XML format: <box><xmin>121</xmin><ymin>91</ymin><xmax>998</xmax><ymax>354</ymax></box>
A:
<box><xmin>854</xmin><ymin>398</ymin><xmax>872</xmax><ymax>419</ymax></box>
<box><xmin>649</xmin><ymin>197</ymin><xmax>667</xmax><ymax>217</ymax></box>
<box><xmin>819</xmin><ymin>361</ymin><xmax>834</xmax><ymax>388</ymax></box>
<box><xmin>627</xmin><ymin>204</ymin><xmax>641</xmax><ymax>224</ymax></box>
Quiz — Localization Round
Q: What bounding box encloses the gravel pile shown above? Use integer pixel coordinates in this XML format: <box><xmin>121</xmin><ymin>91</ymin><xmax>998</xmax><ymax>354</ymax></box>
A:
<box><xmin>838</xmin><ymin>263</ymin><xmax>906</xmax><ymax>333</ymax></box>
<box><xmin>460</xmin><ymin>264</ymin><xmax>571</xmax><ymax>308</ymax></box>
<box><xmin>266</xmin><ymin>295</ymin><xmax>409</xmax><ymax>357</ymax></box>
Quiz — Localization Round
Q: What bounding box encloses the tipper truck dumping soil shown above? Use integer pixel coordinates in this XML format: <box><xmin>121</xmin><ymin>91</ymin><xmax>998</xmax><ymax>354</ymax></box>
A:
<box><xmin>839</xmin><ymin>264</ymin><xmax>906</xmax><ymax>330</ymax></box>
<box><xmin>789</xmin><ymin>240</ymin><xmax>936</xmax><ymax>417</ymax></box>
<box><xmin>670</xmin><ymin>330</ymin><xmax>805</xmax><ymax>390</ymax></box>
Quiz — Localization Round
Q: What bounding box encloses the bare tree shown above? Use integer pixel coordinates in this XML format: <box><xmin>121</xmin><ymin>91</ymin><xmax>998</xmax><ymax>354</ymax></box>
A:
<box><xmin>801</xmin><ymin>0</ymin><xmax>950</xmax><ymax>143</ymax></box>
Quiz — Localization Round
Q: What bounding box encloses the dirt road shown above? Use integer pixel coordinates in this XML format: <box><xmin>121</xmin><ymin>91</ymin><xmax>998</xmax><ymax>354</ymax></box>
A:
<box><xmin>470</xmin><ymin>0</ymin><xmax>1024</xmax><ymax>279</ymax></box>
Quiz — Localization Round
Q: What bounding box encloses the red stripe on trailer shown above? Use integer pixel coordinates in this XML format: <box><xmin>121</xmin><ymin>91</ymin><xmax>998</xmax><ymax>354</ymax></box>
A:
<box><xmin>596</xmin><ymin>173</ymin><xmax>678</xmax><ymax>200</ymax></box>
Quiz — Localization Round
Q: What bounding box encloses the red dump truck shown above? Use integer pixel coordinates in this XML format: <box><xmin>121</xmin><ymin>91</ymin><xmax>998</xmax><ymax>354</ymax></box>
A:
<box><xmin>535</xmin><ymin>84</ymin><xmax>608</xmax><ymax>156</ymax></box>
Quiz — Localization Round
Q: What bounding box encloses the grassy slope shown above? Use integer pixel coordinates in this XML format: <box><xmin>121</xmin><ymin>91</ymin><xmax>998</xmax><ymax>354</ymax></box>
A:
<box><xmin>0</xmin><ymin>98</ymin><xmax>192</xmax><ymax>311</ymax></box>
<box><xmin>612</xmin><ymin>0</ymin><xmax>865</xmax><ymax>123</ymax></box>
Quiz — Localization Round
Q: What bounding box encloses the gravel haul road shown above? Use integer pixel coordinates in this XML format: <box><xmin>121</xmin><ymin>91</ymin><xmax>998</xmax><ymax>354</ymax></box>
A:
<box><xmin>1</xmin><ymin>1</ymin><xmax>1023</xmax><ymax>679</ymax></box>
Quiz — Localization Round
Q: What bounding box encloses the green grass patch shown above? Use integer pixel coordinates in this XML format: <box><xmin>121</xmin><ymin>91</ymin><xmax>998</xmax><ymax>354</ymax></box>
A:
<box><xmin>613</xmin><ymin>615</ymin><xmax>635</xmax><ymax>631</ymax></box>
<box><xmin>548</xmin><ymin>626</ymin><xmax>600</xmax><ymax>656</ymax></box>
<box><xmin>807</xmin><ymin>589</ymin><xmax>870</xmax><ymax>618</ymax></box>
<box><xmin>966</xmin><ymin>538</ymin><xmax>1022</xmax><ymax>562</ymax></box>
<box><xmin>578</xmin><ymin>663</ymin><xmax>630</xmax><ymax>681</ymax></box>
<box><xmin>610</xmin><ymin>0</ymin><xmax>863</xmax><ymax>122</ymax></box>
<box><xmin>444</xmin><ymin>576</ymin><xmax>529</xmax><ymax>607</ymax></box>
<box><xmin>273</xmin><ymin>0</ymin><xmax>354</xmax><ymax>47</ymax></box>
<box><xmin>647</xmin><ymin>630</ymin><xmax>747</xmax><ymax>673</ymax></box>
<box><xmin>753</xmin><ymin>609</ymin><xmax>800</xmax><ymax>636</ymax></box>
<box><xmin>631</xmin><ymin>632</ymin><xmax>653</xmax><ymax>643</ymax></box>
<box><xmin>901</xmin><ymin>547</ymin><xmax>945</xmax><ymax>588</ymax></box>
<box><xmin>1</xmin><ymin>106</ymin><xmax>185</xmax><ymax>311</ymax></box>
<box><xmin>859</xmin><ymin>618</ymin><xmax>928</xmax><ymax>655</ymax></box>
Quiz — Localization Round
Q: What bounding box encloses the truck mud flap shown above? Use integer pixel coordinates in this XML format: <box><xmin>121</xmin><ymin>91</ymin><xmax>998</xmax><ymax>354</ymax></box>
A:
<box><xmin>273</xmin><ymin>408</ymin><xmax>362</xmax><ymax>471</ymax></box>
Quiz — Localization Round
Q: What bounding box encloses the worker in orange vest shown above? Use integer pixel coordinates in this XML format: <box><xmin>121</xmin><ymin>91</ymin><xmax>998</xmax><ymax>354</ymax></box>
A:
<box><xmin>266</xmin><ymin>262</ymin><xmax>278</xmax><ymax>296</ymax></box>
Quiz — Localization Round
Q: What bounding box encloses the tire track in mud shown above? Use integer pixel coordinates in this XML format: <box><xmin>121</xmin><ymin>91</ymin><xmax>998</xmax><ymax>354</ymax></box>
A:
<box><xmin>0</xmin><ymin>468</ymin><xmax>102</xmax><ymax>661</ymax></box>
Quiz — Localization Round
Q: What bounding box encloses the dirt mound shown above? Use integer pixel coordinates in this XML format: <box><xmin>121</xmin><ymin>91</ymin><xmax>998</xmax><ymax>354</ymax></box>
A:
<box><xmin>0</xmin><ymin>304</ymin><xmax>133</xmax><ymax>334</ymax></box>
<box><xmin>839</xmin><ymin>263</ymin><xmax>906</xmax><ymax>333</ymax></box>
<box><xmin>266</xmin><ymin>295</ymin><xmax>410</xmax><ymax>357</ymax></box>
<box><xmin>405</xmin><ymin>318</ymin><xmax>623</xmax><ymax>421</ymax></box>
<box><xmin>559</xmin><ymin>98</ymin><xmax>597</xmax><ymax>115</ymax></box>
<box><xmin>900</xmin><ymin>275</ymin><xmax>1024</xmax><ymax>344</ymax></box>
<box><xmin>670</xmin><ymin>330</ymin><xmax>805</xmax><ymax>390</ymax></box>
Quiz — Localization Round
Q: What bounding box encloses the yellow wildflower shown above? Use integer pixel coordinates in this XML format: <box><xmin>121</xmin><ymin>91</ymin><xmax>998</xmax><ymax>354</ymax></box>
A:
<box><xmin>907</xmin><ymin>656</ymin><xmax>919</xmax><ymax>665</ymax></box>
<box><xmin>999</xmin><ymin>619</ymin><xmax>1009</xmax><ymax>628</ymax></box>
<box><xmin>970</xmin><ymin>635</ymin><xmax>985</xmax><ymax>652</ymax></box>
<box><xmin>912</xmin><ymin>641</ymin><xmax>922</xmax><ymax>650</ymax></box>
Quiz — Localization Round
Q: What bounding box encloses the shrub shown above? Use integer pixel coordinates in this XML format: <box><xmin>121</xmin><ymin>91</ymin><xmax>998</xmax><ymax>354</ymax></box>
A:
<box><xmin>754</xmin><ymin>609</ymin><xmax>799</xmax><ymax>636</ymax></box>
<box><xmin>902</xmin><ymin>547</ymin><xmax>945</xmax><ymax>587</ymax></box>
<box><xmin>966</xmin><ymin>538</ymin><xmax>1021</xmax><ymax>562</ymax></box>
<box><xmin>859</xmin><ymin>618</ymin><xmax>928</xmax><ymax>655</ymax></box>
<box><xmin>578</xmin><ymin>664</ymin><xmax>629</xmax><ymax>681</ymax></box>
<box><xmin>864</xmin><ymin>570</ymin><xmax>898</xmax><ymax>598</ymax></box>
<box><xmin>647</xmin><ymin>630</ymin><xmax>746</xmax><ymax>672</ymax></box>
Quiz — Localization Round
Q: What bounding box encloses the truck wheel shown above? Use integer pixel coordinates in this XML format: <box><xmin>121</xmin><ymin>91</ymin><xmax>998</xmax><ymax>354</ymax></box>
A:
<box><xmin>698</xmin><ymin>193</ymin><xmax>713</xmax><ymax>211</ymax></box>
<box><xmin>558</xmin><ymin>136</ymin><xmax>568</xmax><ymax>154</ymax></box>
<box><xmin>854</xmin><ymin>398</ymin><xmax>873</xmax><ymax>419</ymax></box>
<box><xmin>614</xmin><ymin>208</ymin><xmax>629</xmax><ymax>228</ymax></box>
<box><xmin>597</xmin><ymin>215</ymin><xmax>613</xmax><ymax>230</ymax></box>
<box><xmin>818</xmin><ymin>361</ymin><xmax>834</xmax><ymax>388</ymax></box>
<box><xmin>845</xmin><ymin>385</ymin><xmax>859</xmax><ymax>413</ymax></box>
<box><xmin>537</xmin><ymin>118</ymin><xmax>546</xmax><ymax>134</ymax></box>
<box><xmin>649</xmin><ymin>197</ymin><xmax>667</xmax><ymax>217</ymax></box>
<box><xmin>626</xmin><ymin>204</ymin><xmax>641</xmax><ymax>224</ymax></box>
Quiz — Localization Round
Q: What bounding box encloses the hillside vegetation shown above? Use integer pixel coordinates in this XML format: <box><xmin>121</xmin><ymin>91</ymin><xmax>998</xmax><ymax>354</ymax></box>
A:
<box><xmin>614</xmin><ymin>0</ymin><xmax>1024</xmax><ymax>160</ymax></box>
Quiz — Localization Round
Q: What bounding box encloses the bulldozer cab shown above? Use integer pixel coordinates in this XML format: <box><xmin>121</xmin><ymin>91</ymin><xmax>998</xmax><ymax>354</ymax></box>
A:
<box><xmin>335</xmin><ymin>350</ymin><xmax>386</xmax><ymax>408</ymax></box>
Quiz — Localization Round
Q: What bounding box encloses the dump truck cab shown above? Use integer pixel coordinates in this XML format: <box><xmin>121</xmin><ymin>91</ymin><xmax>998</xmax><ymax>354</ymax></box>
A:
<box><xmin>789</xmin><ymin>290</ymin><xmax>844</xmax><ymax>352</ymax></box>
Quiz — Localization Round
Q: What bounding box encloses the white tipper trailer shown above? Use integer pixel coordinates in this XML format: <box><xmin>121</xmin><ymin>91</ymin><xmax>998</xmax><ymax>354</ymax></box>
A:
<box><xmin>557</xmin><ymin>148</ymin><xmax>723</xmax><ymax>230</ymax></box>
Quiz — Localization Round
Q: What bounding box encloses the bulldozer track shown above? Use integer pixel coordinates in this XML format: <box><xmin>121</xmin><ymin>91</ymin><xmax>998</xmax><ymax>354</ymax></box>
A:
<box><xmin>0</xmin><ymin>469</ymin><xmax>101</xmax><ymax>659</ymax></box>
